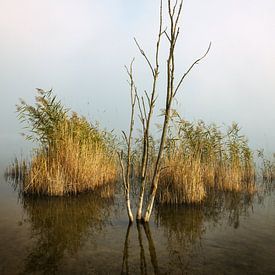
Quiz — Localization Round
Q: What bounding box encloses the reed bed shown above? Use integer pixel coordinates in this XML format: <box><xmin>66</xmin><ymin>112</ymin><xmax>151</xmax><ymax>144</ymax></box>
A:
<box><xmin>9</xmin><ymin>89</ymin><xmax>259</xmax><ymax>203</ymax></box>
<box><xmin>5</xmin><ymin>157</ymin><xmax>28</xmax><ymax>182</ymax></box>
<box><xmin>257</xmin><ymin>149</ymin><xmax>275</xmax><ymax>181</ymax></box>
<box><xmin>13</xmin><ymin>89</ymin><xmax>117</xmax><ymax>196</ymax></box>
<box><xmin>158</xmin><ymin>155</ymin><xmax>205</xmax><ymax>204</ymax></box>
<box><xmin>157</xmin><ymin>119</ymin><xmax>256</xmax><ymax>205</ymax></box>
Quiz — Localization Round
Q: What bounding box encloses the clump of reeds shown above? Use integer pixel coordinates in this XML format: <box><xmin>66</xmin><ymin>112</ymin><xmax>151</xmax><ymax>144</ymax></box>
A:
<box><xmin>216</xmin><ymin>122</ymin><xmax>255</xmax><ymax>192</ymax></box>
<box><xmin>159</xmin><ymin>154</ymin><xmax>205</xmax><ymax>204</ymax></box>
<box><xmin>5</xmin><ymin>157</ymin><xmax>28</xmax><ymax>182</ymax></box>
<box><xmin>13</xmin><ymin>89</ymin><xmax>117</xmax><ymax>196</ymax></box>
<box><xmin>157</xmin><ymin>119</ymin><xmax>256</xmax><ymax>205</ymax></box>
<box><xmin>257</xmin><ymin>149</ymin><xmax>275</xmax><ymax>181</ymax></box>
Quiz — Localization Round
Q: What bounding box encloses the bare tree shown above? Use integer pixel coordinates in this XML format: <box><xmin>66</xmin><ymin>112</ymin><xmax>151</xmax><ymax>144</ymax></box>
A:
<box><xmin>135</xmin><ymin>0</ymin><xmax>164</xmax><ymax>221</ymax></box>
<box><xmin>121</xmin><ymin>0</ymin><xmax>211</xmax><ymax>223</ymax></box>
<box><xmin>142</xmin><ymin>0</ymin><xmax>211</xmax><ymax>222</ymax></box>
<box><xmin>118</xmin><ymin>60</ymin><xmax>137</xmax><ymax>223</ymax></box>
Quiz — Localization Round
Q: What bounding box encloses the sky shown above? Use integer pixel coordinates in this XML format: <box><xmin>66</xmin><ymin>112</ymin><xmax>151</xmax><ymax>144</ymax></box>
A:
<box><xmin>0</xmin><ymin>0</ymin><xmax>275</xmax><ymax>156</ymax></box>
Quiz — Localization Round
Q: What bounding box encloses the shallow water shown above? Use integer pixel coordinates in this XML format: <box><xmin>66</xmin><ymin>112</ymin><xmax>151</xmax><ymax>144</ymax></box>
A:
<box><xmin>0</xmin><ymin>141</ymin><xmax>275</xmax><ymax>274</ymax></box>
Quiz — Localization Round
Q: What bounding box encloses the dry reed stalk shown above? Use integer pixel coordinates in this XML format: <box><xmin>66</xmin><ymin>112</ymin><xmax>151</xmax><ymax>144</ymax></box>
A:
<box><xmin>22</xmin><ymin>125</ymin><xmax>118</xmax><ymax>196</ymax></box>
<box><xmin>10</xmin><ymin>149</ymin><xmax>117</xmax><ymax>197</ymax></box>
<box><xmin>156</xmin><ymin>120</ymin><xmax>256</xmax><ymax>204</ymax></box>
<box><xmin>15</xmin><ymin>91</ymin><xmax>118</xmax><ymax>196</ymax></box>
<box><xmin>158</xmin><ymin>155</ymin><xmax>206</xmax><ymax>204</ymax></box>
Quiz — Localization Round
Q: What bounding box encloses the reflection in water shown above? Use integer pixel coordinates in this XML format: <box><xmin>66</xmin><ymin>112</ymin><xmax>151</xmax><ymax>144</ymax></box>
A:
<box><xmin>121</xmin><ymin>222</ymin><xmax>160</xmax><ymax>275</ymax></box>
<box><xmin>136</xmin><ymin>223</ymin><xmax>147</xmax><ymax>274</ymax></box>
<box><xmin>143</xmin><ymin>223</ymin><xmax>159</xmax><ymax>275</ymax></box>
<box><xmin>2</xmin><ymin>174</ymin><xmax>275</xmax><ymax>273</ymax></box>
<box><xmin>154</xmin><ymin>190</ymin><xmax>257</xmax><ymax>273</ymax></box>
<box><xmin>204</xmin><ymin>190</ymin><xmax>254</xmax><ymax>228</ymax></box>
<box><xmin>121</xmin><ymin>224</ymin><xmax>131</xmax><ymax>275</ymax></box>
<box><xmin>156</xmin><ymin>190</ymin><xmax>255</xmax><ymax>243</ymax></box>
<box><xmin>156</xmin><ymin>204</ymin><xmax>205</xmax><ymax>273</ymax></box>
<box><xmin>20</xmin><ymin>193</ymin><xmax>113</xmax><ymax>274</ymax></box>
<box><xmin>256</xmin><ymin>180</ymin><xmax>275</xmax><ymax>203</ymax></box>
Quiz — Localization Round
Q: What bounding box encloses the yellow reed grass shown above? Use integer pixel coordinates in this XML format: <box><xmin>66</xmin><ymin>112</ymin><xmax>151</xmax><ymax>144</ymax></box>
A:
<box><xmin>13</xmin><ymin>89</ymin><xmax>118</xmax><ymax>196</ymax></box>
<box><xmin>157</xmin><ymin>120</ymin><xmax>256</xmax><ymax>205</ymax></box>
<box><xmin>23</xmin><ymin>119</ymin><xmax>117</xmax><ymax>196</ymax></box>
<box><xmin>158</xmin><ymin>155</ymin><xmax>206</xmax><ymax>204</ymax></box>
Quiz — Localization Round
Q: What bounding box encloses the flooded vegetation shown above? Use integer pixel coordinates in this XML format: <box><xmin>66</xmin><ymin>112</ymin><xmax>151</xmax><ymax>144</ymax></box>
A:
<box><xmin>158</xmin><ymin>119</ymin><xmax>255</xmax><ymax>205</ymax></box>
<box><xmin>2</xmin><ymin>88</ymin><xmax>275</xmax><ymax>272</ymax></box>
<box><xmin>8</xmin><ymin>90</ymin><xmax>257</xmax><ymax>207</ymax></box>
<box><xmin>12</xmin><ymin>89</ymin><xmax>117</xmax><ymax>196</ymax></box>
<box><xmin>4</xmin><ymin>83</ymin><xmax>273</xmax><ymax>273</ymax></box>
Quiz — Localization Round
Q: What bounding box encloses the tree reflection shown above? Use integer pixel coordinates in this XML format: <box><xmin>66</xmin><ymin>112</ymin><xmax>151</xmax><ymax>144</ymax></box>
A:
<box><xmin>120</xmin><ymin>190</ymin><xmax>258</xmax><ymax>274</ymax></box>
<box><xmin>20</xmin><ymin>193</ymin><xmax>114</xmax><ymax>274</ymax></box>
<box><xmin>136</xmin><ymin>222</ymin><xmax>147</xmax><ymax>274</ymax></box>
<box><xmin>143</xmin><ymin>223</ymin><xmax>159</xmax><ymax>275</ymax></box>
<box><xmin>121</xmin><ymin>222</ymin><xmax>160</xmax><ymax>275</ymax></box>
<box><xmin>121</xmin><ymin>223</ymin><xmax>131</xmax><ymax>275</ymax></box>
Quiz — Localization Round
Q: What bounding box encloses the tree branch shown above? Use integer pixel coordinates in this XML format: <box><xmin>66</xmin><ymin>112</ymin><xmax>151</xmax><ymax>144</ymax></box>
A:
<box><xmin>134</xmin><ymin>38</ymin><xmax>155</xmax><ymax>76</ymax></box>
<box><xmin>174</xmin><ymin>42</ymin><xmax>212</xmax><ymax>97</ymax></box>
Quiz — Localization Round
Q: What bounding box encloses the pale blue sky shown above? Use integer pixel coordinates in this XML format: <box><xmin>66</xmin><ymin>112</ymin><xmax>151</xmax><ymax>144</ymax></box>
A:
<box><xmin>1</xmin><ymin>0</ymin><xmax>275</xmax><ymax>155</ymax></box>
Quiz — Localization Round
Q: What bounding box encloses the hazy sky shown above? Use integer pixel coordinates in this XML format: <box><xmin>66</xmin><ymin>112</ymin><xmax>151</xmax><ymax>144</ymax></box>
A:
<box><xmin>1</xmin><ymin>0</ymin><xmax>275</xmax><ymax>154</ymax></box>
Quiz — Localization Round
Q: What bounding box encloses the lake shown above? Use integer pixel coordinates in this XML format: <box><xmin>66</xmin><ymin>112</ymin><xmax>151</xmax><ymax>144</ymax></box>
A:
<box><xmin>0</xmin><ymin>138</ymin><xmax>275</xmax><ymax>274</ymax></box>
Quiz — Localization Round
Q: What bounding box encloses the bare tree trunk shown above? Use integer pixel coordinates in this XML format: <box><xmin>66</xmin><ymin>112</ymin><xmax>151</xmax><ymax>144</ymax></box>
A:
<box><xmin>119</xmin><ymin>151</ymin><xmax>134</xmax><ymax>223</ymax></box>
<box><xmin>125</xmin><ymin>190</ymin><xmax>134</xmax><ymax>223</ymax></box>
<box><xmin>135</xmin><ymin>0</ymin><xmax>163</xmax><ymax>221</ymax></box>
<box><xmin>118</xmin><ymin>61</ymin><xmax>137</xmax><ymax>224</ymax></box>
<box><xmin>143</xmin><ymin>105</ymin><xmax>171</xmax><ymax>222</ymax></box>
<box><xmin>136</xmin><ymin>73</ymin><xmax>158</xmax><ymax>221</ymax></box>
<box><xmin>143</xmin><ymin>0</ymin><xmax>180</xmax><ymax>222</ymax></box>
<box><xmin>136</xmin><ymin>133</ymin><xmax>148</xmax><ymax>220</ymax></box>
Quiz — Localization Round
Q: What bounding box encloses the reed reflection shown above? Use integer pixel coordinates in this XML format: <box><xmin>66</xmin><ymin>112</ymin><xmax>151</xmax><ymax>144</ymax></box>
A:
<box><xmin>156</xmin><ymin>190</ymin><xmax>255</xmax><ymax>240</ymax></box>
<box><xmin>204</xmin><ymin>190</ymin><xmax>254</xmax><ymax>228</ymax></box>
<box><xmin>20</xmin><ymin>193</ymin><xmax>114</xmax><ymax>274</ymax></box>
<box><xmin>154</xmin><ymin>190</ymin><xmax>256</xmax><ymax>273</ymax></box>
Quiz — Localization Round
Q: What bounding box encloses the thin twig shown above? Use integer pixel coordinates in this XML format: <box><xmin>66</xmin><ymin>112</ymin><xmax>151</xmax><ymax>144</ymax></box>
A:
<box><xmin>134</xmin><ymin>38</ymin><xmax>155</xmax><ymax>76</ymax></box>
<box><xmin>174</xmin><ymin>42</ymin><xmax>211</xmax><ymax>97</ymax></box>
